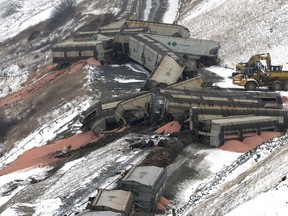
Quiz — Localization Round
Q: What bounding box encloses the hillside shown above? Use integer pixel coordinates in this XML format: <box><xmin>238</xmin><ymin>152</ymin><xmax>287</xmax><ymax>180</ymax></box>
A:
<box><xmin>178</xmin><ymin>0</ymin><xmax>288</xmax><ymax>69</ymax></box>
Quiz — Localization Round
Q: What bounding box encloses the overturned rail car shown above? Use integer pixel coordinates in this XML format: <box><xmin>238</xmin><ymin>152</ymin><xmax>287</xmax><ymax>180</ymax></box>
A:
<box><xmin>127</xmin><ymin>34</ymin><xmax>191</xmax><ymax>90</ymax></box>
<box><xmin>80</xmin><ymin>92</ymin><xmax>149</xmax><ymax>133</ymax></box>
<box><xmin>199</xmin><ymin>116</ymin><xmax>280</xmax><ymax>147</ymax></box>
<box><xmin>80</xmin><ymin>76</ymin><xmax>288</xmax><ymax>138</ymax></box>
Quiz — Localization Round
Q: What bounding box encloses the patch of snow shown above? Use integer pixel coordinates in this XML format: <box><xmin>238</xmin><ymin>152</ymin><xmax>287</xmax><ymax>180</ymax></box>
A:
<box><xmin>0</xmin><ymin>65</ymin><xmax>29</xmax><ymax>98</ymax></box>
<box><xmin>163</xmin><ymin>0</ymin><xmax>180</xmax><ymax>24</ymax></box>
<box><xmin>34</xmin><ymin>198</ymin><xmax>63</xmax><ymax>216</ymax></box>
<box><xmin>1</xmin><ymin>0</ymin><xmax>288</xmax><ymax>215</ymax></box>
<box><xmin>125</xmin><ymin>63</ymin><xmax>150</xmax><ymax>76</ymax></box>
<box><xmin>0</xmin><ymin>0</ymin><xmax>60</xmax><ymax>42</ymax></box>
<box><xmin>60</xmin><ymin>158</ymin><xmax>85</xmax><ymax>172</ymax></box>
<box><xmin>171</xmin><ymin>147</ymin><xmax>240</xmax><ymax>210</ymax></box>
<box><xmin>198</xmin><ymin>149</ymin><xmax>241</xmax><ymax>173</ymax></box>
<box><xmin>175</xmin><ymin>133</ymin><xmax>288</xmax><ymax>215</ymax></box>
<box><xmin>0</xmin><ymin>207</ymin><xmax>18</xmax><ymax>216</ymax></box>
<box><xmin>226</xmin><ymin>177</ymin><xmax>288</xmax><ymax>216</ymax></box>
<box><xmin>113</xmin><ymin>78</ymin><xmax>145</xmax><ymax>83</ymax></box>
<box><xmin>0</xmin><ymin>166</ymin><xmax>52</xmax><ymax>207</ymax></box>
<box><xmin>143</xmin><ymin>0</ymin><xmax>152</xmax><ymax>21</ymax></box>
<box><xmin>205</xmin><ymin>66</ymin><xmax>241</xmax><ymax>88</ymax></box>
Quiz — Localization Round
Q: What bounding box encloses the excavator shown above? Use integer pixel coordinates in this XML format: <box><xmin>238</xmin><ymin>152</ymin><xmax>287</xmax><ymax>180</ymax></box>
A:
<box><xmin>233</xmin><ymin>53</ymin><xmax>284</xmax><ymax>75</ymax></box>
<box><xmin>237</xmin><ymin>53</ymin><xmax>271</xmax><ymax>70</ymax></box>
<box><xmin>233</xmin><ymin>53</ymin><xmax>272</xmax><ymax>77</ymax></box>
<box><xmin>232</xmin><ymin>53</ymin><xmax>288</xmax><ymax>91</ymax></box>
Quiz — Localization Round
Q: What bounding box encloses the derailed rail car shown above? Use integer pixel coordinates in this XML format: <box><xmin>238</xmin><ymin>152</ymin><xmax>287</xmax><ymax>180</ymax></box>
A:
<box><xmin>126</xmin><ymin>20</ymin><xmax>190</xmax><ymax>38</ymax></box>
<box><xmin>128</xmin><ymin>35</ymin><xmax>164</xmax><ymax>72</ymax></box>
<box><xmin>128</xmin><ymin>34</ymin><xmax>191</xmax><ymax>90</ymax></box>
<box><xmin>149</xmin><ymin>34</ymin><xmax>220</xmax><ymax>66</ymax></box>
<box><xmin>51</xmin><ymin>35</ymin><xmax>114</xmax><ymax>64</ymax></box>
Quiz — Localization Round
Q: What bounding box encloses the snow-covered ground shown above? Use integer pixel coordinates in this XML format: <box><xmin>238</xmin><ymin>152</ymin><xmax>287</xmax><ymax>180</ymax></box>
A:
<box><xmin>1</xmin><ymin>0</ymin><xmax>288</xmax><ymax>215</ymax></box>
<box><xmin>163</xmin><ymin>0</ymin><xmax>180</xmax><ymax>23</ymax></box>
<box><xmin>176</xmin><ymin>133</ymin><xmax>288</xmax><ymax>216</ymax></box>
<box><xmin>226</xmin><ymin>177</ymin><xmax>288</xmax><ymax>216</ymax></box>
<box><xmin>0</xmin><ymin>65</ymin><xmax>29</xmax><ymax>98</ymax></box>
<box><xmin>0</xmin><ymin>0</ymin><xmax>120</xmax><ymax>43</ymax></box>
<box><xmin>0</xmin><ymin>0</ymin><xmax>62</xmax><ymax>42</ymax></box>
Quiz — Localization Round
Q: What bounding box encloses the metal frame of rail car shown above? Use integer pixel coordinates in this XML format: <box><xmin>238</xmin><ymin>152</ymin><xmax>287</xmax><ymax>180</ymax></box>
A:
<box><xmin>125</xmin><ymin>20</ymin><xmax>190</xmax><ymax>38</ymax></box>
<box><xmin>114</xmin><ymin>93</ymin><xmax>153</xmax><ymax>125</ymax></box>
<box><xmin>80</xmin><ymin>92</ymin><xmax>150</xmax><ymax>132</ymax></box>
<box><xmin>161</xmin><ymin>88</ymin><xmax>284</xmax><ymax>109</ymax></box>
<box><xmin>159</xmin><ymin>89</ymin><xmax>286</xmax><ymax>121</ymax></box>
<box><xmin>79</xmin><ymin>100</ymin><xmax>107</xmax><ymax>133</ymax></box>
<box><xmin>128</xmin><ymin>35</ymin><xmax>164</xmax><ymax>72</ymax></box>
<box><xmin>150</xmin><ymin>55</ymin><xmax>185</xmax><ymax>85</ymax></box>
<box><xmin>89</xmin><ymin>189</ymin><xmax>134</xmax><ymax>215</ymax></box>
<box><xmin>163</xmin><ymin>76</ymin><xmax>204</xmax><ymax>90</ymax></box>
<box><xmin>99</xmin><ymin>19</ymin><xmax>127</xmax><ymax>30</ymax></box>
<box><xmin>128</xmin><ymin>34</ymin><xmax>186</xmax><ymax>89</ymax></box>
<box><xmin>119</xmin><ymin>165</ymin><xmax>167</xmax><ymax>212</ymax></box>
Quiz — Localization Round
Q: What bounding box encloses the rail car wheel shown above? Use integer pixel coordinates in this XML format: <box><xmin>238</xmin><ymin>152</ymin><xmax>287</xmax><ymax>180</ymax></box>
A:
<box><xmin>245</xmin><ymin>81</ymin><xmax>256</xmax><ymax>90</ymax></box>
<box><xmin>272</xmin><ymin>80</ymin><xmax>282</xmax><ymax>91</ymax></box>
<box><xmin>282</xmin><ymin>81</ymin><xmax>288</xmax><ymax>91</ymax></box>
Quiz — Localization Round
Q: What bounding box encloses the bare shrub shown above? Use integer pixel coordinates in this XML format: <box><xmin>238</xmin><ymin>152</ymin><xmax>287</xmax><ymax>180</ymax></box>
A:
<box><xmin>47</xmin><ymin>0</ymin><xmax>76</xmax><ymax>31</ymax></box>
<box><xmin>1</xmin><ymin>3</ymin><xmax>20</xmax><ymax>18</ymax></box>
<box><xmin>0</xmin><ymin>111</ymin><xmax>15</xmax><ymax>141</ymax></box>
<box><xmin>28</xmin><ymin>29</ymin><xmax>40</xmax><ymax>41</ymax></box>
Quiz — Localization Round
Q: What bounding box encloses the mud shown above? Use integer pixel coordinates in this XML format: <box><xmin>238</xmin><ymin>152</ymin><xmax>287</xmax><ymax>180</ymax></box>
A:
<box><xmin>155</xmin><ymin>121</ymin><xmax>182</xmax><ymax>134</ymax></box>
<box><xmin>219</xmin><ymin>131</ymin><xmax>281</xmax><ymax>153</ymax></box>
<box><xmin>0</xmin><ymin>59</ymin><xmax>99</xmax><ymax>108</ymax></box>
<box><xmin>0</xmin><ymin>131</ymin><xmax>96</xmax><ymax>176</ymax></box>
<box><xmin>0</xmin><ymin>126</ymin><xmax>129</xmax><ymax>176</ymax></box>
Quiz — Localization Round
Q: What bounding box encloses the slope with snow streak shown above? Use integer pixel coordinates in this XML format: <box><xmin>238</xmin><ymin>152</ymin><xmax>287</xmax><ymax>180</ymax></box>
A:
<box><xmin>176</xmin><ymin>133</ymin><xmax>288</xmax><ymax>216</ymax></box>
<box><xmin>0</xmin><ymin>132</ymin><xmax>164</xmax><ymax>215</ymax></box>
<box><xmin>226</xmin><ymin>176</ymin><xmax>288</xmax><ymax>216</ymax></box>
<box><xmin>0</xmin><ymin>0</ymin><xmax>62</xmax><ymax>42</ymax></box>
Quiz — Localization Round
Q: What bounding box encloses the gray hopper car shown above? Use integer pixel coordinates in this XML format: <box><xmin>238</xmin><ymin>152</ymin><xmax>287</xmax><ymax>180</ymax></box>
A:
<box><xmin>201</xmin><ymin>116</ymin><xmax>280</xmax><ymax>147</ymax></box>
<box><xmin>149</xmin><ymin>34</ymin><xmax>220</xmax><ymax>66</ymax></box>
<box><xmin>128</xmin><ymin>34</ymin><xmax>187</xmax><ymax>88</ymax></box>
<box><xmin>119</xmin><ymin>166</ymin><xmax>167</xmax><ymax>212</ymax></box>
<box><xmin>51</xmin><ymin>35</ymin><xmax>114</xmax><ymax>64</ymax></box>
<box><xmin>126</xmin><ymin>20</ymin><xmax>190</xmax><ymax>38</ymax></box>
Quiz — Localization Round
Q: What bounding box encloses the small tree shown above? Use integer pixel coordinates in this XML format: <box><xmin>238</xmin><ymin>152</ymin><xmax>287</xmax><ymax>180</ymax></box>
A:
<box><xmin>0</xmin><ymin>111</ymin><xmax>12</xmax><ymax>140</ymax></box>
<box><xmin>47</xmin><ymin>0</ymin><xmax>76</xmax><ymax>30</ymax></box>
